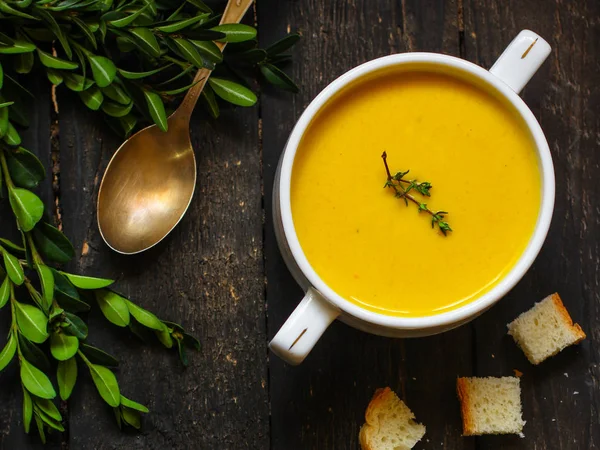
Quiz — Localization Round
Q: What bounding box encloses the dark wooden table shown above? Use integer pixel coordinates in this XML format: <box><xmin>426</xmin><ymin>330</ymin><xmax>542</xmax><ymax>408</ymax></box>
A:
<box><xmin>1</xmin><ymin>0</ymin><xmax>599</xmax><ymax>449</ymax></box>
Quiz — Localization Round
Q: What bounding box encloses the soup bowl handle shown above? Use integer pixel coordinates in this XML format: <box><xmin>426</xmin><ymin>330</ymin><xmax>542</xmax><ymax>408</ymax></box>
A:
<box><xmin>269</xmin><ymin>288</ymin><xmax>340</xmax><ymax>365</ymax></box>
<box><xmin>489</xmin><ymin>29</ymin><xmax>551</xmax><ymax>94</ymax></box>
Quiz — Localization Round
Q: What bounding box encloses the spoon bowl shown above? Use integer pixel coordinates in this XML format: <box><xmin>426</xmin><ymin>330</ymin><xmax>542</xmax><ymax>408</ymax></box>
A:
<box><xmin>96</xmin><ymin>0</ymin><xmax>254</xmax><ymax>254</ymax></box>
<box><xmin>97</xmin><ymin>117</ymin><xmax>195</xmax><ymax>254</ymax></box>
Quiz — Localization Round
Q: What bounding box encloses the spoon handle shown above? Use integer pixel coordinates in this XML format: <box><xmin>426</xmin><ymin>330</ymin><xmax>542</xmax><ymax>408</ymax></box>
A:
<box><xmin>173</xmin><ymin>0</ymin><xmax>255</xmax><ymax>123</ymax></box>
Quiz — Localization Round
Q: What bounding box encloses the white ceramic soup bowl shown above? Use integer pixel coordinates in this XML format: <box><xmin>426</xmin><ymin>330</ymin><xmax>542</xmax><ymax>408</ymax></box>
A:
<box><xmin>269</xmin><ymin>30</ymin><xmax>554</xmax><ymax>365</ymax></box>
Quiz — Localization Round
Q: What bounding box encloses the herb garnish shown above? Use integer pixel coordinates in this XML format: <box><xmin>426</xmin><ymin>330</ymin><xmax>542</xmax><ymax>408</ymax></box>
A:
<box><xmin>382</xmin><ymin>152</ymin><xmax>452</xmax><ymax>235</ymax></box>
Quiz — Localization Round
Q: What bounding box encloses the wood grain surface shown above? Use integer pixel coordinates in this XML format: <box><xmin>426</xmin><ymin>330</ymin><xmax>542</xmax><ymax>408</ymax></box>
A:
<box><xmin>1</xmin><ymin>0</ymin><xmax>599</xmax><ymax>449</ymax></box>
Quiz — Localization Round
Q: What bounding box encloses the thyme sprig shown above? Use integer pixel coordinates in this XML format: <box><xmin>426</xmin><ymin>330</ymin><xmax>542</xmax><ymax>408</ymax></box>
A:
<box><xmin>382</xmin><ymin>152</ymin><xmax>452</xmax><ymax>235</ymax></box>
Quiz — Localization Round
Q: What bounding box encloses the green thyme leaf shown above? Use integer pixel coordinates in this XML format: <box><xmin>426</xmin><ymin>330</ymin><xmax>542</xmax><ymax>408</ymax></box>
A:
<box><xmin>62</xmin><ymin>312</ymin><xmax>88</xmax><ymax>340</ymax></box>
<box><xmin>88</xmin><ymin>55</ymin><xmax>117</xmax><ymax>87</ymax></box>
<box><xmin>78</xmin><ymin>86</ymin><xmax>104</xmax><ymax>110</ymax></box>
<box><xmin>126</xmin><ymin>300</ymin><xmax>163</xmax><ymax>330</ymax></box>
<box><xmin>36</xmin><ymin>49</ymin><xmax>78</xmax><ymax>70</ymax></box>
<box><xmin>9</xmin><ymin>187</ymin><xmax>44</xmax><ymax>232</ymax></box>
<box><xmin>0</xmin><ymin>276</ymin><xmax>9</xmax><ymax>309</ymax></box>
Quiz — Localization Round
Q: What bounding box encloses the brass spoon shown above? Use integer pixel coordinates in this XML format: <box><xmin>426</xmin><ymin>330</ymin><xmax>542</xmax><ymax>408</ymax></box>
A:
<box><xmin>97</xmin><ymin>0</ymin><xmax>254</xmax><ymax>254</ymax></box>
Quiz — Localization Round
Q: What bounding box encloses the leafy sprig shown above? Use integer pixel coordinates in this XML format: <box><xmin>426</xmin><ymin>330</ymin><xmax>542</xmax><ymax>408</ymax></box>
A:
<box><xmin>0</xmin><ymin>0</ymin><xmax>299</xmax><ymax>136</ymax></box>
<box><xmin>0</xmin><ymin>103</ymin><xmax>200</xmax><ymax>443</ymax></box>
<box><xmin>382</xmin><ymin>152</ymin><xmax>452</xmax><ymax>235</ymax></box>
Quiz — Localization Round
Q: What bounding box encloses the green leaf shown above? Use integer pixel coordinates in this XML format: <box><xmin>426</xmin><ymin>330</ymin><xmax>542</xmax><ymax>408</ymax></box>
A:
<box><xmin>72</xmin><ymin>16</ymin><xmax>97</xmax><ymax>49</ymax></box>
<box><xmin>15</xmin><ymin>302</ymin><xmax>48</xmax><ymax>344</ymax></box>
<box><xmin>5</xmin><ymin>147</ymin><xmax>46</xmax><ymax>189</ymax></box>
<box><xmin>176</xmin><ymin>338</ymin><xmax>188</xmax><ymax>366</ymax></box>
<box><xmin>0</xmin><ymin>332</ymin><xmax>16</xmax><ymax>372</ymax></box>
<box><xmin>88</xmin><ymin>364</ymin><xmax>120</xmax><ymax>407</ymax></box>
<box><xmin>78</xmin><ymin>86</ymin><xmax>104</xmax><ymax>110</ymax></box>
<box><xmin>0</xmin><ymin>238</ymin><xmax>24</xmax><ymax>254</ymax></box>
<box><xmin>80</xmin><ymin>343</ymin><xmax>118</xmax><ymax>367</ymax></box>
<box><xmin>9</xmin><ymin>187</ymin><xmax>44</xmax><ymax>232</ymax></box>
<box><xmin>121</xmin><ymin>406</ymin><xmax>141</xmax><ymax>429</ymax></box>
<box><xmin>183</xmin><ymin>332</ymin><xmax>201</xmax><ymax>351</ymax></box>
<box><xmin>34</xmin><ymin>413</ymin><xmax>46</xmax><ymax>443</ymax></box>
<box><xmin>34</xmin><ymin>407</ymin><xmax>64</xmax><ymax>432</ymax></box>
<box><xmin>4</xmin><ymin>122</ymin><xmax>22</xmax><ymax>146</ymax></box>
<box><xmin>236</xmin><ymin>48</ymin><xmax>267</xmax><ymax>64</ymax></box>
<box><xmin>36</xmin><ymin>264</ymin><xmax>54</xmax><ymax>309</ymax></box>
<box><xmin>23</xmin><ymin>387</ymin><xmax>32</xmax><ymax>433</ymax></box>
<box><xmin>102</xmin><ymin>100</ymin><xmax>133</xmax><ymax>117</ymax></box>
<box><xmin>88</xmin><ymin>55</ymin><xmax>117</xmax><ymax>88</ymax></box>
<box><xmin>120</xmin><ymin>395</ymin><xmax>149</xmax><ymax>413</ymax></box>
<box><xmin>108</xmin><ymin>6</ymin><xmax>147</xmax><ymax>28</ymax></box>
<box><xmin>0</xmin><ymin>276</ymin><xmax>9</xmax><ymax>308</ymax></box>
<box><xmin>155</xmin><ymin>14</ymin><xmax>208</xmax><ymax>33</ymax></box>
<box><xmin>33</xmin><ymin>397</ymin><xmax>62</xmax><ymax>422</ymax></box>
<box><xmin>57</xmin><ymin>357</ymin><xmax>77</xmax><ymax>400</ymax></box>
<box><xmin>260</xmin><ymin>63</ymin><xmax>299</xmax><ymax>93</ymax></box>
<box><xmin>21</xmin><ymin>358</ymin><xmax>56</xmax><ymax>399</ymax></box>
<box><xmin>46</xmin><ymin>69</ymin><xmax>63</xmax><ymax>86</ymax></box>
<box><xmin>185</xmin><ymin>0</ymin><xmax>211</xmax><ymax>13</ymax></box>
<box><xmin>117</xmin><ymin>114</ymin><xmax>137</xmax><ymax>137</ymax></box>
<box><xmin>32</xmin><ymin>222</ymin><xmax>75</xmax><ymax>264</ymax></box>
<box><xmin>63</xmin><ymin>73</ymin><xmax>95</xmax><ymax>92</ymax></box>
<box><xmin>95</xmin><ymin>289</ymin><xmax>130</xmax><ymax>327</ymax></box>
<box><xmin>208</xmin><ymin>78</ymin><xmax>257</xmax><ymax>107</ymax></box>
<box><xmin>61</xmin><ymin>272</ymin><xmax>114</xmax><ymax>289</ymax></box>
<box><xmin>142</xmin><ymin>90</ymin><xmax>168</xmax><ymax>131</ymax></box>
<box><xmin>101</xmin><ymin>83</ymin><xmax>130</xmax><ymax>105</ymax></box>
<box><xmin>266</xmin><ymin>33</ymin><xmax>300</xmax><ymax>56</ymax></box>
<box><xmin>0</xmin><ymin>1</ymin><xmax>37</xmax><ymax>19</ymax></box>
<box><xmin>129</xmin><ymin>27</ymin><xmax>160</xmax><ymax>57</ymax></box>
<box><xmin>14</xmin><ymin>52</ymin><xmax>34</xmax><ymax>74</ymax></box>
<box><xmin>18</xmin><ymin>334</ymin><xmax>50</xmax><ymax>371</ymax></box>
<box><xmin>62</xmin><ymin>312</ymin><xmax>88</xmax><ymax>340</ymax></box>
<box><xmin>53</xmin><ymin>275</ymin><xmax>90</xmax><ymax>313</ymax></box>
<box><xmin>0</xmin><ymin>61</ymin><xmax>3</xmax><ymax>89</ymax></box>
<box><xmin>50</xmin><ymin>331</ymin><xmax>79</xmax><ymax>361</ymax></box>
<box><xmin>36</xmin><ymin>49</ymin><xmax>78</xmax><ymax>70</ymax></box>
<box><xmin>118</xmin><ymin>65</ymin><xmax>169</xmax><ymax>80</ymax></box>
<box><xmin>126</xmin><ymin>300</ymin><xmax>163</xmax><ymax>331</ymax></box>
<box><xmin>201</xmin><ymin>84</ymin><xmax>219</xmax><ymax>118</ymax></box>
<box><xmin>155</xmin><ymin>326</ymin><xmax>173</xmax><ymax>348</ymax></box>
<box><xmin>34</xmin><ymin>8</ymin><xmax>72</xmax><ymax>58</ymax></box>
<box><xmin>172</xmin><ymin>38</ymin><xmax>205</xmax><ymax>68</ymax></box>
<box><xmin>0</xmin><ymin>106</ymin><xmax>8</xmax><ymax>137</ymax></box>
<box><xmin>211</xmin><ymin>24</ymin><xmax>256</xmax><ymax>43</ymax></box>
<box><xmin>190</xmin><ymin>39</ymin><xmax>222</xmax><ymax>63</ymax></box>
<box><xmin>0</xmin><ymin>39</ymin><xmax>35</xmax><ymax>54</ymax></box>
<box><xmin>2</xmin><ymin>250</ymin><xmax>24</xmax><ymax>285</ymax></box>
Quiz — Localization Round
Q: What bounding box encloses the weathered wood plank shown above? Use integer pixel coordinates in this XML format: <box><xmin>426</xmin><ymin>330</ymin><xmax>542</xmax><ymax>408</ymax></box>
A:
<box><xmin>260</xmin><ymin>1</ymin><xmax>475</xmax><ymax>448</ymax></box>
<box><xmin>0</xmin><ymin>81</ymin><xmax>61</xmax><ymax>449</ymax></box>
<box><xmin>57</xmin><ymin>76</ymin><xmax>268</xmax><ymax>447</ymax></box>
<box><xmin>463</xmin><ymin>0</ymin><xmax>600</xmax><ymax>448</ymax></box>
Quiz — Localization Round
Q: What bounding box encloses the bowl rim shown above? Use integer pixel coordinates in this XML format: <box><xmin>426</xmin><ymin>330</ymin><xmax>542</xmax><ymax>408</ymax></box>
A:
<box><xmin>278</xmin><ymin>52</ymin><xmax>555</xmax><ymax>330</ymax></box>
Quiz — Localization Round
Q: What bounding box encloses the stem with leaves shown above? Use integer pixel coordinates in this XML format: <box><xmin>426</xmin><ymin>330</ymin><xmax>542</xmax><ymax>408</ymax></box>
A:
<box><xmin>382</xmin><ymin>152</ymin><xmax>452</xmax><ymax>235</ymax></box>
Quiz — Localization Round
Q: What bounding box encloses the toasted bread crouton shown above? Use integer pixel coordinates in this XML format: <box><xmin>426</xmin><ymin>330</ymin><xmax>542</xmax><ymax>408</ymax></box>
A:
<box><xmin>507</xmin><ymin>293</ymin><xmax>586</xmax><ymax>365</ymax></box>
<box><xmin>456</xmin><ymin>376</ymin><xmax>525</xmax><ymax>436</ymax></box>
<box><xmin>359</xmin><ymin>387</ymin><xmax>426</xmax><ymax>450</ymax></box>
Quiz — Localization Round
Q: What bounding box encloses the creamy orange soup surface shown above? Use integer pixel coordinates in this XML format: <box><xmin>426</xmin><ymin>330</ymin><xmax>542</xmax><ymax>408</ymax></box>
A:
<box><xmin>290</xmin><ymin>67</ymin><xmax>541</xmax><ymax>317</ymax></box>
